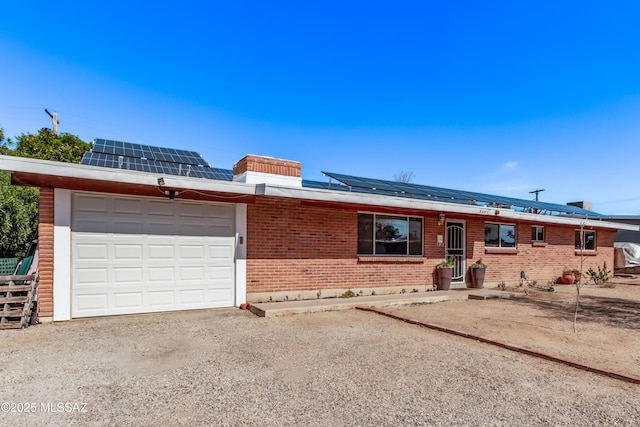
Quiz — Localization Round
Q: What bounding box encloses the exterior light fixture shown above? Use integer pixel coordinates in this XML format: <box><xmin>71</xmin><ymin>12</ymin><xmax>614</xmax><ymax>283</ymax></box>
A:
<box><xmin>437</xmin><ymin>213</ymin><xmax>446</xmax><ymax>226</ymax></box>
<box><xmin>157</xmin><ymin>177</ymin><xmax>165</xmax><ymax>186</ymax></box>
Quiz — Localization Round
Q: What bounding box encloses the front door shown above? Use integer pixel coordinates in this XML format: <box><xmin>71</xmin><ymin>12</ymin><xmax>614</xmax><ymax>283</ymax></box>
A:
<box><xmin>446</xmin><ymin>221</ymin><xmax>465</xmax><ymax>283</ymax></box>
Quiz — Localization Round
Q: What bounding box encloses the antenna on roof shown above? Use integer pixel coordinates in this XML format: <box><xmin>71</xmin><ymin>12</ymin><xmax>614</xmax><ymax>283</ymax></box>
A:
<box><xmin>529</xmin><ymin>189</ymin><xmax>545</xmax><ymax>202</ymax></box>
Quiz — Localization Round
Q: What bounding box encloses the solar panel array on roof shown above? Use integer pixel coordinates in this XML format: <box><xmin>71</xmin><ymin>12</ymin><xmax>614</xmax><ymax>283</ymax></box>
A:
<box><xmin>92</xmin><ymin>139</ymin><xmax>209</xmax><ymax>166</ymax></box>
<box><xmin>320</xmin><ymin>171</ymin><xmax>602</xmax><ymax>218</ymax></box>
<box><xmin>80</xmin><ymin>139</ymin><xmax>233</xmax><ymax>181</ymax></box>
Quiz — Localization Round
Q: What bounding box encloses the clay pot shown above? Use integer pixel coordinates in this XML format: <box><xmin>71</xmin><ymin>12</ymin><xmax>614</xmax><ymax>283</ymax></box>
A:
<box><xmin>561</xmin><ymin>273</ymin><xmax>575</xmax><ymax>284</ymax></box>
<box><xmin>240</xmin><ymin>303</ymin><xmax>248</xmax><ymax>310</ymax></box>
<box><xmin>436</xmin><ymin>268</ymin><xmax>453</xmax><ymax>290</ymax></box>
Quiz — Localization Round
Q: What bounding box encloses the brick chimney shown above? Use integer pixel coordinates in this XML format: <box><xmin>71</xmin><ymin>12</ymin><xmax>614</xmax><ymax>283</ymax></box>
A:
<box><xmin>233</xmin><ymin>155</ymin><xmax>302</xmax><ymax>187</ymax></box>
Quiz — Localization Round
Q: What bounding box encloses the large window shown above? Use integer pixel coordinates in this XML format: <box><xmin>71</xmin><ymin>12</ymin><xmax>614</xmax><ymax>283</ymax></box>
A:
<box><xmin>485</xmin><ymin>223</ymin><xmax>516</xmax><ymax>248</ymax></box>
<box><xmin>531</xmin><ymin>226</ymin><xmax>545</xmax><ymax>242</ymax></box>
<box><xmin>358</xmin><ymin>213</ymin><xmax>422</xmax><ymax>256</ymax></box>
<box><xmin>575</xmin><ymin>230</ymin><xmax>596</xmax><ymax>251</ymax></box>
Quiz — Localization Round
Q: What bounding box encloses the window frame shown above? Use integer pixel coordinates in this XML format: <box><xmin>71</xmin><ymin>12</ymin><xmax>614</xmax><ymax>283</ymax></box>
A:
<box><xmin>575</xmin><ymin>229</ymin><xmax>596</xmax><ymax>251</ymax></box>
<box><xmin>484</xmin><ymin>222</ymin><xmax>517</xmax><ymax>248</ymax></box>
<box><xmin>357</xmin><ymin>213</ymin><xmax>423</xmax><ymax>256</ymax></box>
<box><xmin>531</xmin><ymin>225</ymin><xmax>545</xmax><ymax>242</ymax></box>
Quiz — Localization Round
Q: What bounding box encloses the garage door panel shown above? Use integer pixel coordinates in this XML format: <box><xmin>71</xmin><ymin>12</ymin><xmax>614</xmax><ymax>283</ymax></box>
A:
<box><xmin>148</xmin><ymin>267</ymin><xmax>175</xmax><ymax>282</ymax></box>
<box><xmin>208</xmin><ymin>204</ymin><xmax>234</xmax><ymax>218</ymax></box>
<box><xmin>208</xmin><ymin>244</ymin><xmax>234</xmax><ymax>259</ymax></box>
<box><xmin>113</xmin><ymin>244</ymin><xmax>143</xmax><ymax>260</ymax></box>
<box><xmin>113</xmin><ymin>267</ymin><xmax>143</xmax><ymax>283</ymax></box>
<box><xmin>148</xmin><ymin>290</ymin><xmax>176</xmax><ymax>307</ymax></box>
<box><xmin>75</xmin><ymin>243</ymin><xmax>109</xmax><ymax>261</ymax></box>
<box><xmin>75</xmin><ymin>195</ymin><xmax>108</xmax><ymax>213</ymax></box>
<box><xmin>113</xmin><ymin>292</ymin><xmax>143</xmax><ymax>309</ymax></box>
<box><xmin>113</xmin><ymin>198</ymin><xmax>143</xmax><ymax>214</ymax></box>
<box><xmin>148</xmin><ymin>244</ymin><xmax>175</xmax><ymax>260</ymax></box>
<box><xmin>75</xmin><ymin>293</ymin><xmax>109</xmax><ymax>312</ymax></box>
<box><xmin>76</xmin><ymin>268</ymin><xmax>108</xmax><ymax>284</ymax></box>
<box><xmin>72</xmin><ymin>193</ymin><xmax>235</xmax><ymax>318</ymax></box>
<box><xmin>74</xmin><ymin>219</ymin><xmax>109</xmax><ymax>233</ymax></box>
<box><xmin>209</xmin><ymin>266</ymin><xmax>233</xmax><ymax>280</ymax></box>
<box><xmin>178</xmin><ymin>244</ymin><xmax>206</xmax><ymax>260</ymax></box>
<box><xmin>179</xmin><ymin>289</ymin><xmax>205</xmax><ymax>304</ymax></box>
<box><xmin>179</xmin><ymin>266</ymin><xmax>206</xmax><ymax>281</ymax></box>
<box><xmin>112</xmin><ymin>220</ymin><xmax>144</xmax><ymax>234</ymax></box>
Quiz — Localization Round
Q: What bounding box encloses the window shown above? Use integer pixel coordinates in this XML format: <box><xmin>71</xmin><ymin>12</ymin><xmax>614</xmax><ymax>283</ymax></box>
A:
<box><xmin>575</xmin><ymin>230</ymin><xmax>596</xmax><ymax>251</ymax></box>
<box><xmin>358</xmin><ymin>213</ymin><xmax>422</xmax><ymax>256</ymax></box>
<box><xmin>531</xmin><ymin>226</ymin><xmax>545</xmax><ymax>242</ymax></box>
<box><xmin>485</xmin><ymin>223</ymin><xmax>516</xmax><ymax>248</ymax></box>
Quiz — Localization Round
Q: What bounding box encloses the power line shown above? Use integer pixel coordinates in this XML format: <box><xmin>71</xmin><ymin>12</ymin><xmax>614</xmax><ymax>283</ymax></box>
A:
<box><xmin>529</xmin><ymin>188</ymin><xmax>545</xmax><ymax>202</ymax></box>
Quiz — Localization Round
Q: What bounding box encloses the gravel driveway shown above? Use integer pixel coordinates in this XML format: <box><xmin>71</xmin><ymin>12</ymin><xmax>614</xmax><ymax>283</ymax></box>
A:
<box><xmin>1</xmin><ymin>308</ymin><xmax>639</xmax><ymax>426</ymax></box>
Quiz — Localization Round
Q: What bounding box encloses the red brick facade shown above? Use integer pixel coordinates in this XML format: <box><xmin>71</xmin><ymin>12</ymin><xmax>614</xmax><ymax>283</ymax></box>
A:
<box><xmin>37</xmin><ymin>188</ymin><xmax>54</xmax><ymax>318</ymax></box>
<box><xmin>246</xmin><ymin>197</ymin><xmax>615</xmax><ymax>296</ymax></box>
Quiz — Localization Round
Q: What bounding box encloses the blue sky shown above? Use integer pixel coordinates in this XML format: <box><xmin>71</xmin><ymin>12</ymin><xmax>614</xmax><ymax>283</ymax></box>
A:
<box><xmin>1</xmin><ymin>1</ymin><xmax>639</xmax><ymax>214</ymax></box>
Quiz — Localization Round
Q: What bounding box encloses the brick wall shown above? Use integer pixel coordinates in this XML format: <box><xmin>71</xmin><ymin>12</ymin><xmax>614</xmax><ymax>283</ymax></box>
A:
<box><xmin>466</xmin><ymin>219</ymin><xmax>614</xmax><ymax>285</ymax></box>
<box><xmin>233</xmin><ymin>155</ymin><xmax>301</xmax><ymax>177</ymax></box>
<box><xmin>37</xmin><ymin>188</ymin><xmax>54</xmax><ymax>318</ymax></box>
<box><xmin>246</xmin><ymin>198</ymin><xmax>616</xmax><ymax>295</ymax></box>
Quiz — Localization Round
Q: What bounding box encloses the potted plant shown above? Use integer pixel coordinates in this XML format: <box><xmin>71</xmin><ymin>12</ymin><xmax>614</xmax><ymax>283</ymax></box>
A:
<box><xmin>561</xmin><ymin>269</ymin><xmax>575</xmax><ymax>284</ymax></box>
<box><xmin>435</xmin><ymin>256</ymin><xmax>455</xmax><ymax>290</ymax></box>
<box><xmin>469</xmin><ymin>258</ymin><xmax>488</xmax><ymax>288</ymax></box>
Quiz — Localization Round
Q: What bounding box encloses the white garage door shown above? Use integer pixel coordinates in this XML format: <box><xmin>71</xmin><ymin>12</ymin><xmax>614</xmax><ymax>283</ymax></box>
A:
<box><xmin>71</xmin><ymin>193</ymin><xmax>235</xmax><ymax>318</ymax></box>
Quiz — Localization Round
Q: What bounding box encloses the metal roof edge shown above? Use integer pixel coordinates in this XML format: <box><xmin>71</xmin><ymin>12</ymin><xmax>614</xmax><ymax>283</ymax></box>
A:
<box><xmin>258</xmin><ymin>183</ymin><xmax>638</xmax><ymax>231</ymax></box>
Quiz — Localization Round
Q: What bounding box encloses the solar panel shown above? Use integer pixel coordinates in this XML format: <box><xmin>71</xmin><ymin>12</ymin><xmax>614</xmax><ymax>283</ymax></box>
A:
<box><xmin>80</xmin><ymin>152</ymin><xmax>233</xmax><ymax>181</ymax></box>
<box><xmin>322</xmin><ymin>171</ymin><xmax>602</xmax><ymax>217</ymax></box>
<box><xmin>92</xmin><ymin>138</ymin><xmax>209</xmax><ymax>166</ymax></box>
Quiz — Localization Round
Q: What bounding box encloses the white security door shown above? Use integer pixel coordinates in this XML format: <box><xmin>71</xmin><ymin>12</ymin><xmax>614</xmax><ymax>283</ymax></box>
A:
<box><xmin>71</xmin><ymin>193</ymin><xmax>235</xmax><ymax>318</ymax></box>
<box><xmin>445</xmin><ymin>220</ymin><xmax>466</xmax><ymax>283</ymax></box>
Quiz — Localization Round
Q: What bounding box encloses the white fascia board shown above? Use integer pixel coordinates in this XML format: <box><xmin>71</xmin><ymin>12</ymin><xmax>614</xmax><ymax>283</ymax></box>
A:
<box><xmin>0</xmin><ymin>155</ymin><xmax>256</xmax><ymax>195</ymax></box>
<box><xmin>257</xmin><ymin>184</ymin><xmax>639</xmax><ymax>231</ymax></box>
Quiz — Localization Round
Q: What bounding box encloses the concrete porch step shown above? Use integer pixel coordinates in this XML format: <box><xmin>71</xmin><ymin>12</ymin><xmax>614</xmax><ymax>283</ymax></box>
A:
<box><xmin>248</xmin><ymin>288</ymin><xmax>521</xmax><ymax>317</ymax></box>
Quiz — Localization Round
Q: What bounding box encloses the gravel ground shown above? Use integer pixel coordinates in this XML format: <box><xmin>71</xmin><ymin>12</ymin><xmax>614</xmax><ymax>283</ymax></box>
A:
<box><xmin>1</xmin><ymin>308</ymin><xmax>639</xmax><ymax>426</ymax></box>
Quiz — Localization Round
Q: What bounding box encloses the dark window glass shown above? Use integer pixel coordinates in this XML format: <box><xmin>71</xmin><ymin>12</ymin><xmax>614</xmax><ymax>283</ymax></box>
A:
<box><xmin>575</xmin><ymin>230</ymin><xmax>596</xmax><ymax>250</ymax></box>
<box><xmin>358</xmin><ymin>214</ymin><xmax>422</xmax><ymax>256</ymax></box>
<box><xmin>375</xmin><ymin>215</ymin><xmax>408</xmax><ymax>255</ymax></box>
<box><xmin>531</xmin><ymin>226</ymin><xmax>544</xmax><ymax>242</ymax></box>
<box><xmin>357</xmin><ymin>214</ymin><xmax>374</xmax><ymax>254</ymax></box>
<box><xmin>409</xmin><ymin>218</ymin><xmax>423</xmax><ymax>255</ymax></box>
<box><xmin>485</xmin><ymin>223</ymin><xmax>500</xmax><ymax>247</ymax></box>
<box><xmin>486</xmin><ymin>223</ymin><xmax>516</xmax><ymax>248</ymax></box>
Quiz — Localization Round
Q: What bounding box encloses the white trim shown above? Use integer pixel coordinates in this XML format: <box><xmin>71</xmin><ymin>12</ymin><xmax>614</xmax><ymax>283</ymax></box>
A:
<box><xmin>233</xmin><ymin>171</ymin><xmax>302</xmax><ymax>187</ymax></box>
<box><xmin>0</xmin><ymin>154</ymin><xmax>256</xmax><ymax>195</ymax></box>
<box><xmin>53</xmin><ymin>189</ymin><xmax>71</xmax><ymax>321</ymax></box>
<box><xmin>235</xmin><ymin>203</ymin><xmax>247</xmax><ymax>306</ymax></box>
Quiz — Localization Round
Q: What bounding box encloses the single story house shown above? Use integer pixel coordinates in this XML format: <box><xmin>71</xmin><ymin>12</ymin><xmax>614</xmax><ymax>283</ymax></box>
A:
<box><xmin>1</xmin><ymin>140</ymin><xmax>637</xmax><ymax>322</ymax></box>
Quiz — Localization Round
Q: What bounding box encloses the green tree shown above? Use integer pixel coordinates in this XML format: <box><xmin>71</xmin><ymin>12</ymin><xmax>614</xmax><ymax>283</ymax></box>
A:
<box><xmin>11</xmin><ymin>128</ymin><xmax>91</xmax><ymax>162</ymax></box>
<box><xmin>0</xmin><ymin>127</ymin><xmax>90</xmax><ymax>257</ymax></box>
<box><xmin>0</xmin><ymin>170</ymin><xmax>39</xmax><ymax>258</ymax></box>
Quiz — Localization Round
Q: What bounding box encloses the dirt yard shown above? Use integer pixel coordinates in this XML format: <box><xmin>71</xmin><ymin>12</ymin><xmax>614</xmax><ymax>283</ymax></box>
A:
<box><xmin>384</xmin><ymin>278</ymin><xmax>640</xmax><ymax>379</ymax></box>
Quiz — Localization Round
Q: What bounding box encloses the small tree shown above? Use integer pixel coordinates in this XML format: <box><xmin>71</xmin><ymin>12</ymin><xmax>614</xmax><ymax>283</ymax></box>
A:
<box><xmin>394</xmin><ymin>170</ymin><xmax>415</xmax><ymax>183</ymax></box>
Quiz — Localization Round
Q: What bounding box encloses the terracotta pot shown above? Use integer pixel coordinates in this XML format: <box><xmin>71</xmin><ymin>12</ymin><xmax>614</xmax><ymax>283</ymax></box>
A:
<box><xmin>240</xmin><ymin>303</ymin><xmax>248</xmax><ymax>310</ymax></box>
<box><xmin>436</xmin><ymin>268</ymin><xmax>453</xmax><ymax>290</ymax></box>
<box><xmin>561</xmin><ymin>273</ymin><xmax>575</xmax><ymax>285</ymax></box>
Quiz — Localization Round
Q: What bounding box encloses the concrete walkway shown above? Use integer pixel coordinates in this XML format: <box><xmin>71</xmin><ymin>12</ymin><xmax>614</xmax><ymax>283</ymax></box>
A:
<box><xmin>248</xmin><ymin>288</ymin><xmax>520</xmax><ymax>317</ymax></box>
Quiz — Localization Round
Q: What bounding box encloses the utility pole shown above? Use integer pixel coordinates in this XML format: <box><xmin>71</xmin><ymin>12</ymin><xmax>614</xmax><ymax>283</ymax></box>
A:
<box><xmin>44</xmin><ymin>108</ymin><xmax>59</xmax><ymax>135</ymax></box>
<box><xmin>529</xmin><ymin>188</ymin><xmax>545</xmax><ymax>201</ymax></box>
